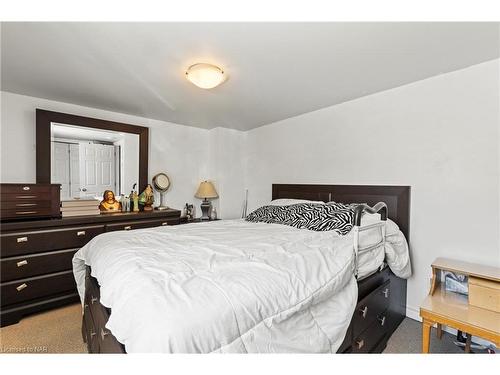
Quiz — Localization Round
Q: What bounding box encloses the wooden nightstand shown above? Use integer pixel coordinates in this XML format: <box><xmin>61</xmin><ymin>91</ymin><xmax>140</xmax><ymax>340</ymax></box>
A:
<box><xmin>419</xmin><ymin>258</ymin><xmax>500</xmax><ymax>353</ymax></box>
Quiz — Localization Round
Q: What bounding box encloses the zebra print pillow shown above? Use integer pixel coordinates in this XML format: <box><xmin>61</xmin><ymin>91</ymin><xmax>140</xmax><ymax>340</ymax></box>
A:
<box><xmin>245</xmin><ymin>202</ymin><xmax>355</xmax><ymax>235</ymax></box>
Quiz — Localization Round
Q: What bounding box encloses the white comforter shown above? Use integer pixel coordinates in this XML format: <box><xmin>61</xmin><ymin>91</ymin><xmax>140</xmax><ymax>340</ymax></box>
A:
<box><xmin>73</xmin><ymin>219</ymin><xmax>410</xmax><ymax>353</ymax></box>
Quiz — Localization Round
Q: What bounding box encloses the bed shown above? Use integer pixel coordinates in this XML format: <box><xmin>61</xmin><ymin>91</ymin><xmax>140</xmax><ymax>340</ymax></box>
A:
<box><xmin>73</xmin><ymin>184</ymin><xmax>411</xmax><ymax>353</ymax></box>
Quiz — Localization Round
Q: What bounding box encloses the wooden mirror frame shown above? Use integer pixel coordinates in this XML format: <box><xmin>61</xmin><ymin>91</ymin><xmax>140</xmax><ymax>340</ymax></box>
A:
<box><xmin>36</xmin><ymin>109</ymin><xmax>149</xmax><ymax>191</ymax></box>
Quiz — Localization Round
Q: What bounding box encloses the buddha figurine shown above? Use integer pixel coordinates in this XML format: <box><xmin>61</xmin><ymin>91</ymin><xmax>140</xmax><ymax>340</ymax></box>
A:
<box><xmin>139</xmin><ymin>184</ymin><xmax>155</xmax><ymax>211</ymax></box>
<box><xmin>99</xmin><ymin>190</ymin><xmax>122</xmax><ymax>212</ymax></box>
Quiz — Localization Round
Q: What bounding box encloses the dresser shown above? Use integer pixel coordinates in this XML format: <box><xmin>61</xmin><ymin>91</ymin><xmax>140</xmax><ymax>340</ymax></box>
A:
<box><xmin>0</xmin><ymin>209</ymin><xmax>181</xmax><ymax>327</ymax></box>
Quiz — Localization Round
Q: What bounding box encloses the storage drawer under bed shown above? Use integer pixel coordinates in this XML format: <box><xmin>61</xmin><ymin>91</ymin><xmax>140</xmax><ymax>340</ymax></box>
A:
<box><xmin>351</xmin><ymin>309</ymin><xmax>389</xmax><ymax>353</ymax></box>
<box><xmin>84</xmin><ymin>268</ymin><xmax>124</xmax><ymax>353</ymax></box>
<box><xmin>352</xmin><ymin>279</ymin><xmax>391</xmax><ymax>338</ymax></box>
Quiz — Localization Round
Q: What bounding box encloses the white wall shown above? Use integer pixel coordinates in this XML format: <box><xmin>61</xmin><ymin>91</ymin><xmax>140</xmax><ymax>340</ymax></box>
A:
<box><xmin>207</xmin><ymin>127</ymin><xmax>247</xmax><ymax>219</ymax></box>
<box><xmin>0</xmin><ymin>91</ymin><xmax>212</xmax><ymax>214</ymax></box>
<box><xmin>244</xmin><ymin>59</ymin><xmax>500</xmax><ymax>319</ymax></box>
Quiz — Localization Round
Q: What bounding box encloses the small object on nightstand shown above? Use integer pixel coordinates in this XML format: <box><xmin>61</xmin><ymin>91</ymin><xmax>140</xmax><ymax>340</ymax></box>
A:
<box><xmin>210</xmin><ymin>207</ymin><xmax>217</xmax><ymax>220</ymax></box>
<box><xmin>194</xmin><ymin>181</ymin><xmax>218</xmax><ymax>220</ymax></box>
<box><xmin>184</xmin><ymin>203</ymin><xmax>194</xmax><ymax>220</ymax></box>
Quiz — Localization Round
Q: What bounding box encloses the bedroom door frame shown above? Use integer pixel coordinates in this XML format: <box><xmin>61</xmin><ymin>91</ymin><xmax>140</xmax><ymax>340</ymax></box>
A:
<box><xmin>36</xmin><ymin>109</ymin><xmax>149</xmax><ymax>191</ymax></box>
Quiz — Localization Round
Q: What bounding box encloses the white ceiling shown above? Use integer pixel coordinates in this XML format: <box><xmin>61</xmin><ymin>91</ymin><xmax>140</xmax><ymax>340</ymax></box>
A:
<box><xmin>2</xmin><ymin>22</ymin><xmax>499</xmax><ymax>130</ymax></box>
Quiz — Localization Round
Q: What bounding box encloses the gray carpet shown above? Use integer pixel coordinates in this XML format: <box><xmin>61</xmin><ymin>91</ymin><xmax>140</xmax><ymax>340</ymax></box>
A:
<box><xmin>0</xmin><ymin>304</ymin><xmax>478</xmax><ymax>353</ymax></box>
<box><xmin>384</xmin><ymin>317</ymin><xmax>463</xmax><ymax>353</ymax></box>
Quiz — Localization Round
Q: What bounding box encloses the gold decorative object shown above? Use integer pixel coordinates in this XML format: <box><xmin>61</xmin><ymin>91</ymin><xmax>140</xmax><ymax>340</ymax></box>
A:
<box><xmin>99</xmin><ymin>190</ymin><xmax>122</xmax><ymax>213</ymax></box>
<box><xmin>139</xmin><ymin>184</ymin><xmax>155</xmax><ymax>212</ymax></box>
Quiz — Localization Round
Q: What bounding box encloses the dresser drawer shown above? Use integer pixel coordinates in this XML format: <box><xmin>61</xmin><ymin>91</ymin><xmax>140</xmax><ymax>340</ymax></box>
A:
<box><xmin>0</xmin><ymin>225</ymin><xmax>104</xmax><ymax>257</ymax></box>
<box><xmin>352</xmin><ymin>309</ymin><xmax>388</xmax><ymax>353</ymax></box>
<box><xmin>1</xmin><ymin>249</ymin><xmax>77</xmax><ymax>282</ymax></box>
<box><xmin>352</xmin><ymin>279</ymin><xmax>390</xmax><ymax>338</ymax></box>
<box><xmin>1</xmin><ymin>270</ymin><xmax>76</xmax><ymax>307</ymax></box>
<box><xmin>106</xmin><ymin>218</ymin><xmax>178</xmax><ymax>232</ymax></box>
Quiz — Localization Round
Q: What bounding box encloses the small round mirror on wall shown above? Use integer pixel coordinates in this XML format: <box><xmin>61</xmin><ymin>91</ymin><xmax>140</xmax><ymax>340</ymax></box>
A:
<box><xmin>152</xmin><ymin>173</ymin><xmax>171</xmax><ymax>210</ymax></box>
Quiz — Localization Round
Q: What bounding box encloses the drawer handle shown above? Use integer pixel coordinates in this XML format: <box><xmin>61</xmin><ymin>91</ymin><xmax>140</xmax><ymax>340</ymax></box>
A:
<box><xmin>16</xmin><ymin>283</ymin><xmax>28</xmax><ymax>292</ymax></box>
<box><xmin>16</xmin><ymin>260</ymin><xmax>28</xmax><ymax>267</ymax></box>
<box><xmin>16</xmin><ymin>195</ymin><xmax>37</xmax><ymax>199</ymax></box>
<box><xmin>101</xmin><ymin>328</ymin><xmax>110</xmax><ymax>340</ymax></box>
<box><xmin>359</xmin><ymin>306</ymin><xmax>368</xmax><ymax>319</ymax></box>
<box><xmin>16</xmin><ymin>203</ymin><xmax>37</xmax><ymax>207</ymax></box>
<box><xmin>84</xmin><ymin>303</ymin><xmax>89</xmax><ymax>309</ymax></box>
<box><xmin>124</xmin><ymin>226</ymin><xmax>132</xmax><ymax>230</ymax></box>
<box><xmin>16</xmin><ymin>211</ymin><xmax>37</xmax><ymax>215</ymax></box>
<box><xmin>378</xmin><ymin>315</ymin><xmax>386</xmax><ymax>326</ymax></box>
<box><xmin>77</xmin><ymin>231</ymin><xmax>86</xmax><ymax>236</ymax></box>
<box><xmin>17</xmin><ymin>236</ymin><xmax>28</xmax><ymax>243</ymax></box>
<box><xmin>355</xmin><ymin>339</ymin><xmax>365</xmax><ymax>350</ymax></box>
<box><xmin>161</xmin><ymin>222</ymin><xmax>168</xmax><ymax>226</ymax></box>
<box><xmin>382</xmin><ymin>288</ymin><xmax>389</xmax><ymax>298</ymax></box>
<box><xmin>90</xmin><ymin>330</ymin><xmax>97</xmax><ymax>338</ymax></box>
<box><xmin>91</xmin><ymin>296</ymin><xmax>98</xmax><ymax>304</ymax></box>
<box><xmin>22</xmin><ymin>186</ymin><xmax>31</xmax><ymax>191</ymax></box>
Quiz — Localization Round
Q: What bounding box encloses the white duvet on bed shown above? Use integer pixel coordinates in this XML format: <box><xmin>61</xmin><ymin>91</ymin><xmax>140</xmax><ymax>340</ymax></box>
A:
<box><xmin>73</xmin><ymin>219</ymin><xmax>410</xmax><ymax>353</ymax></box>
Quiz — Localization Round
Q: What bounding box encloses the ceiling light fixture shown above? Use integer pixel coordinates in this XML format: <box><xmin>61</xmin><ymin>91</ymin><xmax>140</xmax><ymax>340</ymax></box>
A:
<box><xmin>185</xmin><ymin>63</ymin><xmax>226</xmax><ymax>89</ymax></box>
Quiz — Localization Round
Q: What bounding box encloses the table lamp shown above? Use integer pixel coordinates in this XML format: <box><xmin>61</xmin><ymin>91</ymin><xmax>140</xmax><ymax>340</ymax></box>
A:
<box><xmin>195</xmin><ymin>181</ymin><xmax>218</xmax><ymax>220</ymax></box>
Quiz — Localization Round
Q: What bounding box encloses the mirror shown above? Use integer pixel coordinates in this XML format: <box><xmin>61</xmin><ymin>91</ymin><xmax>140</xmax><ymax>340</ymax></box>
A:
<box><xmin>50</xmin><ymin>123</ymin><xmax>139</xmax><ymax>200</ymax></box>
<box><xmin>36</xmin><ymin>109</ymin><xmax>149</xmax><ymax>201</ymax></box>
<box><xmin>152</xmin><ymin>172</ymin><xmax>171</xmax><ymax>210</ymax></box>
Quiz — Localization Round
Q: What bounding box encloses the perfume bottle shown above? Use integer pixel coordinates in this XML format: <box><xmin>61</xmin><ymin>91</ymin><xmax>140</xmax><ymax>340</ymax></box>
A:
<box><xmin>210</xmin><ymin>207</ymin><xmax>217</xmax><ymax>220</ymax></box>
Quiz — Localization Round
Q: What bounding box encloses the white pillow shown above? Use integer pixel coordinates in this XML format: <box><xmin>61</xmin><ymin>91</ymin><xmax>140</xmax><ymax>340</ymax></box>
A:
<box><xmin>268</xmin><ymin>199</ymin><xmax>325</xmax><ymax>206</ymax></box>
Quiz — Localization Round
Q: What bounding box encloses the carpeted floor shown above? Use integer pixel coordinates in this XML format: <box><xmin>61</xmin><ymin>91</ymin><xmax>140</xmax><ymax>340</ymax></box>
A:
<box><xmin>0</xmin><ymin>304</ymin><xmax>475</xmax><ymax>354</ymax></box>
<box><xmin>0</xmin><ymin>303</ymin><xmax>87</xmax><ymax>353</ymax></box>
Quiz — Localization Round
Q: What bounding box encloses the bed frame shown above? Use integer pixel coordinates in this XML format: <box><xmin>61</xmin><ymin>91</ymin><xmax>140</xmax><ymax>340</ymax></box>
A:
<box><xmin>82</xmin><ymin>184</ymin><xmax>410</xmax><ymax>353</ymax></box>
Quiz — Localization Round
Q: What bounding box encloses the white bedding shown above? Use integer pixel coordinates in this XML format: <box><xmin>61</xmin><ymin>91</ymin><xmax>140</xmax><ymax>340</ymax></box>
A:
<box><xmin>73</xmin><ymin>219</ymin><xmax>410</xmax><ymax>353</ymax></box>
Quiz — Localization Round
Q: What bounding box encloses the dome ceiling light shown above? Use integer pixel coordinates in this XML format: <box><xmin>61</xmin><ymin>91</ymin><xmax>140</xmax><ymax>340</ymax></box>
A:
<box><xmin>185</xmin><ymin>63</ymin><xmax>226</xmax><ymax>89</ymax></box>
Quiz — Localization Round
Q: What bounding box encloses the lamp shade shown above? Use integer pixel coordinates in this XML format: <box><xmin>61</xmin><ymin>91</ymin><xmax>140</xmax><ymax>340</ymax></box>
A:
<box><xmin>195</xmin><ymin>181</ymin><xmax>218</xmax><ymax>199</ymax></box>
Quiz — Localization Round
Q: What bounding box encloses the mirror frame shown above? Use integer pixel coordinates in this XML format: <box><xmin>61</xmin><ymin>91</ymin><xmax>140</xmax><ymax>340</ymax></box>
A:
<box><xmin>36</xmin><ymin>109</ymin><xmax>149</xmax><ymax>191</ymax></box>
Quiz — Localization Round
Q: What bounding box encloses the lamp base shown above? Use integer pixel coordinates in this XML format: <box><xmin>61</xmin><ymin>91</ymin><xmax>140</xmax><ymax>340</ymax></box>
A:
<box><xmin>200</xmin><ymin>199</ymin><xmax>211</xmax><ymax>220</ymax></box>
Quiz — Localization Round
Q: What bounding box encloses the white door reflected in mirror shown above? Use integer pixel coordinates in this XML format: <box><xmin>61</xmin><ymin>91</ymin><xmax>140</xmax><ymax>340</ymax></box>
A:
<box><xmin>50</xmin><ymin>122</ymin><xmax>139</xmax><ymax>201</ymax></box>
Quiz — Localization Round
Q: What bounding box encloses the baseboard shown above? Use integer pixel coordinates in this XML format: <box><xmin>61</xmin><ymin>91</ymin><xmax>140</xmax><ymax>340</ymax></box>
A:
<box><xmin>405</xmin><ymin>304</ymin><xmax>496</xmax><ymax>348</ymax></box>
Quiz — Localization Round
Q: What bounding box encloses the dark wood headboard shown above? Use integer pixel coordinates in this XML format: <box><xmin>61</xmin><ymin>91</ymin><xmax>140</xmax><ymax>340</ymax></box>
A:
<box><xmin>272</xmin><ymin>184</ymin><xmax>411</xmax><ymax>239</ymax></box>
